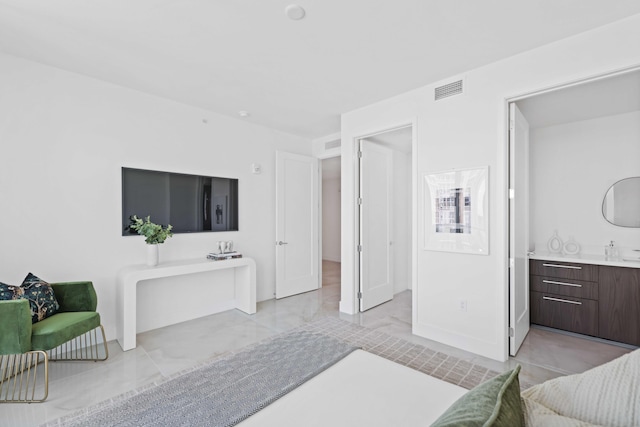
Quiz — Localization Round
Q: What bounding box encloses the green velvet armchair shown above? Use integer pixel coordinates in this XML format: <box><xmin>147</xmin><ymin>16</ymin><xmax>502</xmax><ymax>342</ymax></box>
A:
<box><xmin>0</xmin><ymin>281</ymin><xmax>108</xmax><ymax>403</ymax></box>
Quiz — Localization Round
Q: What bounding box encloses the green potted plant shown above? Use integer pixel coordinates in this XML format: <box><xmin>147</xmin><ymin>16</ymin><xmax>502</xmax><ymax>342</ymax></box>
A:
<box><xmin>129</xmin><ymin>215</ymin><xmax>173</xmax><ymax>266</ymax></box>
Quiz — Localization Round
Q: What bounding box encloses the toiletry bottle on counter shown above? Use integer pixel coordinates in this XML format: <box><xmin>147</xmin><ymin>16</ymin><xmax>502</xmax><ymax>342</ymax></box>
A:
<box><xmin>605</xmin><ymin>241</ymin><xmax>619</xmax><ymax>260</ymax></box>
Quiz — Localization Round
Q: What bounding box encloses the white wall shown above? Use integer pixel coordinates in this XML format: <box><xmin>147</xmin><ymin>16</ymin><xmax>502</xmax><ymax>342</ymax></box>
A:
<box><xmin>322</xmin><ymin>176</ymin><xmax>341</xmax><ymax>262</ymax></box>
<box><xmin>530</xmin><ymin>111</ymin><xmax>640</xmax><ymax>256</ymax></box>
<box><xmin>341</xmin><ymin>14</ymin><xmax>640</xmax><ymax>361</ymax></box>
<box><xmin>312</xmin><ymin>133</ymin><xmax>341</xmax><ymax>159</ymax></box>
<box><xmin>0</xmin><ymin>53</ymin><xmax>312</xmax><ymax>340</ymax></box>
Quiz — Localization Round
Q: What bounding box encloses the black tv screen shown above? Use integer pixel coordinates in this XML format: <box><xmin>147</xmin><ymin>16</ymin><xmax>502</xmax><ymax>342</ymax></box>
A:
<box><xmin>122</xmin><ymin>167</ymin><xmax>238</xmax><ymax>235</ymax></box>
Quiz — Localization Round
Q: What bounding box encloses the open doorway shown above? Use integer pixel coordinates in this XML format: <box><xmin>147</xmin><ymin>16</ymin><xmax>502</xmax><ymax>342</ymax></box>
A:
<box><xmin>358</xmin><ymin>126</ymin><xmax>413</xmax><ymax>311</ymax></box>
<box><xmin>507</xmin><ymin>68</ymin><xmax>640</xmax><ymax>358</ymax></box>
<box><xmin>321</xmin><ymin>156</ymin><xmax>341</xmax><ymax>288</ymax></box>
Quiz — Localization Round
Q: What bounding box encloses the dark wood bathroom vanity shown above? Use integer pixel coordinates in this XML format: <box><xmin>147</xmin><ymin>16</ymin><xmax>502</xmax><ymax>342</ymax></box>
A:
<box><xmin>530</xmin><ymin>257</ymin><xmax>640</xmax><ymax>346</ymax></box>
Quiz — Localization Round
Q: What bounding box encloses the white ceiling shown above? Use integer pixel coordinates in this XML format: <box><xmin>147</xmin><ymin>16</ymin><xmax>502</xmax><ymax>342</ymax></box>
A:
<box><xmin>2</xmin><ymin>1</ymin><xmax>640</xmax><ymax>139</ymax></box>
<box><xmin>516</xmin><ymin>70</ymin><xmax>640</xmax><ymax>128</ymax></box>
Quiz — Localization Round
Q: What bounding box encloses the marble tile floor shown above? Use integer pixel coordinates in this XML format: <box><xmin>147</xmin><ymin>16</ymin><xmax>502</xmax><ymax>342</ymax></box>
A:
<box><xmin>2</xmin><ymin>260</ymin><xmax>633</xmax><ymax>426</ymax></box>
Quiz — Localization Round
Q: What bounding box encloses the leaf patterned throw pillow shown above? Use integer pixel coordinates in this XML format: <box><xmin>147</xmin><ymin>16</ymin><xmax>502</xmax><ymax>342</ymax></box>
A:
<box><xmin>0</xmin><ymin>273</ymin><xmax>60</xmax><ymax>323</ymax></box>
<box><xmin>0</xmin><ymin>281</ymin><xmax>24</xmax><ymax>300</ymax></box>
<box><xmin>21</xmin><ymin>273</ymin><xmax>60</xmax><ymax>323</ymax></box>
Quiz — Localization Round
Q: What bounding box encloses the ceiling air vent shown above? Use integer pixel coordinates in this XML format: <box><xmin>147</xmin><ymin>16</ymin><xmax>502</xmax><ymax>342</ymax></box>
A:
<box><xmin>324</xmin><ymin>139</ymin><xmax>340</xmax><ymax>150</ymax></box>
<box><xmin>434</xmin><ymin>79</ymin><xmax>463</xmax><ymax>101</ymax></box>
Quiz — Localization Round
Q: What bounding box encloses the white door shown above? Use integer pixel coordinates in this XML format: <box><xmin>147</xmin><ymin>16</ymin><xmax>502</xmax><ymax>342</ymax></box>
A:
<box><xmin>509</xmin><ymin>103</ymin><xmax>531</xmax><ymax>355</ymax></box>
<box><xmin>359</xmin><ymin>140</ymin><xmax>393</xmax><ymax>311</ymax></box>
<box><xmin>275</xmin><ymin>151</ymin><xmax>319</xmax><ymax>299</ymax></box>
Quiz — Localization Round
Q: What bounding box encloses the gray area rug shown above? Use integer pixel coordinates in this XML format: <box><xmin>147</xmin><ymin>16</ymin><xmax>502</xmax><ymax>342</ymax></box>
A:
<box><xmin>47</xmin><ymin>330</ymin><xmax>357</xmax><ymax>427</ymax></box>
<box><xmin>45</xmin><ymin>317</ymin><xmax>515</xmax><ymax>427</ymax></box>
<box><xmin>304</xmin><ymin>317</ymin><xmax>508</xmax><ymax>390</ymax></box>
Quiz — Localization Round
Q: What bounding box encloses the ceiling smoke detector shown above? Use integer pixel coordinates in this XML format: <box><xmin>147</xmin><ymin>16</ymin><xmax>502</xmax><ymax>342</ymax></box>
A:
<box><xmin>285</xmin><ymin>4</ymin><xmax>306</xmax><ymax>20</ymax></box>
<box><xmin>238</xmin><ymin>110</ymin><xmax>250</xmax><ymax>117</ymax></box>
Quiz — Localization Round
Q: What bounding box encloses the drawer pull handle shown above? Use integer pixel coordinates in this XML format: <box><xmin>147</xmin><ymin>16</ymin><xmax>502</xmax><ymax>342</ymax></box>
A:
<box><xmin>542</xmin><ymin>263</ymin><xmax>582</xmax><ymax>270</ymax></box>
<box><xmin>543</xmin><ymin>296</ymin><xmax>582</xmax><ymax>305</ymax></box>
<box><xmin>542</xmin><ymin>280</ymin><xmax>582</xmax><ymax>288</ymax></box>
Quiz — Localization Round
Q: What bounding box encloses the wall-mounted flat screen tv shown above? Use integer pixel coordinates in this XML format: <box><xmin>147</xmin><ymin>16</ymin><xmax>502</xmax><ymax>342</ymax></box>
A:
<box><xmin>122</xmin><ymin>167</ymin><xmax>238</xmax><ymax>235</ymax></box>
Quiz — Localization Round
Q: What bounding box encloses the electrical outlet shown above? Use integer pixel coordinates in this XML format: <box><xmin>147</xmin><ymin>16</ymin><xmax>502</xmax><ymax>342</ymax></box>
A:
<box><xmin>459</xmin><ymin>299</ymin><xmax>468</xmax><ymax>312</ymax></box>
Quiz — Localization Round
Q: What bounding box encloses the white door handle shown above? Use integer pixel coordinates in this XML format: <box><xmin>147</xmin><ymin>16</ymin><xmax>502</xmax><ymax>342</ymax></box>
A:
<box><xmin>276</xmin><ymin>241</ymin><xmax>288</xmax><ymax>246</ymax></box>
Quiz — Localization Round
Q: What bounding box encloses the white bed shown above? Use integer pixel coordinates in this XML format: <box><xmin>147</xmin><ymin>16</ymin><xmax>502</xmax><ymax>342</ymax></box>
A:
<box><xmin>238</xmin><ymin>349</ymin><xmax>466</xmax><ymax>426</ymax></box>
<box><xmin>239</xmin><ymin>347</ymin><xmax>640</xmax><ymax>427</ymax></box>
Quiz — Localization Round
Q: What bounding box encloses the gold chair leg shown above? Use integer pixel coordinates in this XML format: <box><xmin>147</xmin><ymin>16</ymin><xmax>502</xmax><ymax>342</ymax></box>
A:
<box><xmin>0</xmin><ymin>351</ymin><xmax>48</xmax><ymax>403</ymax></box>
<box><xmin>48</xmin><ymin>325</ymin><xmax>109</xmax><ymax>362</ymax></box>
<box><xmin>0</xmin><ymin>326</ymin><xmax>108</xmax><ymax>403</ymax></box>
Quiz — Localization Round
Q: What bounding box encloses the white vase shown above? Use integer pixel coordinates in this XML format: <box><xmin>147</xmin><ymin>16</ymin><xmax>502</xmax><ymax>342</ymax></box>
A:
<box><xmin>547</xmin><ymin>230</ymin><xmax>563</xmax><ymax>254</ymax></box>
<box><xmin>147</xmin><ymin>244</ymin><xmax>159</xmax><ymax>266</ymax></box>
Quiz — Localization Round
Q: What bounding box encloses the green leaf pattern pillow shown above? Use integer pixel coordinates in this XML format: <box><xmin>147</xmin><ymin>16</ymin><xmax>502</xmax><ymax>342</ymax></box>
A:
<box><xmin>0</xmin><ymin>273</ymin><xmax>59</xmax><ymax>323</ymax></box>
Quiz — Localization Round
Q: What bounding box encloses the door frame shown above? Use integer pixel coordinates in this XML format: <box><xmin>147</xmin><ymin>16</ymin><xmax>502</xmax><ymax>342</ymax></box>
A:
<box><xmin>502</xmin><ymin>64</ymin><xmax>640</xmax><ymax>357</ymax></box>
<box><xmin>340</xmin><ymin>119</ymin><xmax>418</xmax><ymax>315</ymax></box>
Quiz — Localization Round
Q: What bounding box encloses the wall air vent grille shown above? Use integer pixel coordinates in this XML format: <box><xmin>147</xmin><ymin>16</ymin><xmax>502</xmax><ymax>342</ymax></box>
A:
<box><xmin>324</xmin><ymin>140</ymin><xmax>341</xmax><ymax>150</ymax></box>
<box><xmin>434</xmin><ymin>80</ymin><xmax>463</xmax><ymax>100</ymax></box>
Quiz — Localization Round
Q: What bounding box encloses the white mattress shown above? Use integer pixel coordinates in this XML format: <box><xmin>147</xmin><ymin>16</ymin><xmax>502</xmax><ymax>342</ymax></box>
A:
<box><xmin>238</xmin><ymin>349</ymin><xmax>466</xmax><ymax>427</ymax></box>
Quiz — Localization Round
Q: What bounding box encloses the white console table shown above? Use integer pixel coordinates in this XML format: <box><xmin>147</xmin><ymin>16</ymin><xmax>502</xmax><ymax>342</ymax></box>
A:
<box><xmin>116</xmin><ymin>257</ymin><xmax>256</xmax><ymax>351</ymax></box>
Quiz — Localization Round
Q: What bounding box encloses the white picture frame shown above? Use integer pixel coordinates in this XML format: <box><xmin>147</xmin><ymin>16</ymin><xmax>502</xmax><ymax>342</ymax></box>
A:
<box><xmin>423</xmin><ymin>166</ymin><xmax>489</xmax><ymax>255</ymax></box>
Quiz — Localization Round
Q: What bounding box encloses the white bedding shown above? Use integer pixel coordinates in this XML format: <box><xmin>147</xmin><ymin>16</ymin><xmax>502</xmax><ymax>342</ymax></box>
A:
<box><xmin>521</xmin><ymin>348</ymin><xmax>640</xmax><ymax>427</ymax></box>
<box><xmin>238</xmin><ymin>349</ymin><xmax>466</xmax><ymax>427</ymax></box>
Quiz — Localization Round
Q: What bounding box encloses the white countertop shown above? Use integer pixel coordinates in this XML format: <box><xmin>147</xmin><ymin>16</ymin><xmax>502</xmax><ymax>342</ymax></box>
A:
<box><xmin>529</xmin><ymin>252</ymin><xmax>640</xmax><ymax>268</ymax></box>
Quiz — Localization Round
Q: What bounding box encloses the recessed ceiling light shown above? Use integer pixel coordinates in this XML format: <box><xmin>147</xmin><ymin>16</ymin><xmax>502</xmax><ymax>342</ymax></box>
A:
<box><xmin>285</xmin><ymin>4</ymin><xmax>306</xmax><ymax>20</ymax></box>
<box><xmin>238</xmin><ymin>110</ymin><xmax>250</xmax><ymax>117</ymax></box>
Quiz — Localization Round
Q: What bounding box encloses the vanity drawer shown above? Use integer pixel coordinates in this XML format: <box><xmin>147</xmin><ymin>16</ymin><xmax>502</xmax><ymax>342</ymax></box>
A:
<box><xmin>530</xmin><ymin>259</ymin><xmax>598</xmax><ymax>282</ymax></box>
<box><xmin>530</xmin><ymin>291</ymin><xmax>598</xmax><ymax>337</ymax></box>
<box><xmin>530</xmin><ymin>275</ymin><xmax>598</xmax><ymax>300</ymax></box>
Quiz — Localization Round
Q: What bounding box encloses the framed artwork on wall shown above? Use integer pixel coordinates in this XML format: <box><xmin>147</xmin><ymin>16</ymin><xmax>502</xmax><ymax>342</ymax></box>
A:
<box><xmin>423</xmin><ymin>166</ymin><xmax>489</xmax><ymax>255</ymax></box>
